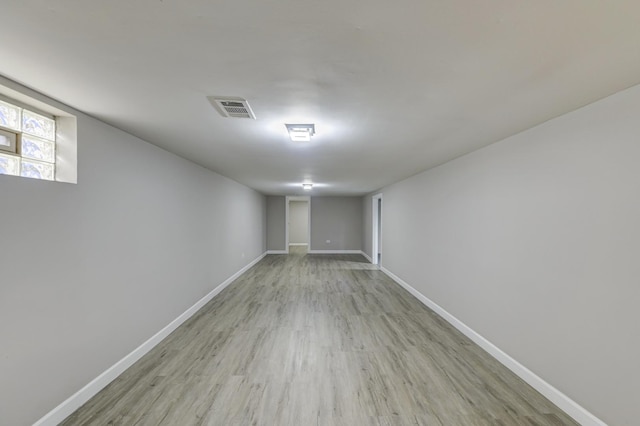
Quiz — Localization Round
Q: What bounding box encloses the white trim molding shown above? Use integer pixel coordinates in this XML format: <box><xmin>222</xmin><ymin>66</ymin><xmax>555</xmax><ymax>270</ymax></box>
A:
<box><xmin>379</xmin><ymin>267</ymin><xmax>606</xmax><ymax>426</ymax></box>
<box><xmin>266</xmin><ymin>250</ymin><xmax>288</xmax><ymax>254</ymax></box>
<box><xmin>288</xmin><ymin>243</ymin><xmax>308</xmax><ymax>246</ymax></box>
<box><xmin>371</xmin><ymin>193</ymin><xmax>383</xmax><ymax>266</ymax></box>
<box><xmin>33</xmin><ymin>252</ymin><xmax>268</xmax><ymax>426</ymax></box>
<box><xmin>360</xmin><ymin>251</ymin><xmax>373</xmax><ymax>263</ymax></box>
<box><xmin>285</xmin><ymin>195</ymin><xmax>311</xmax><ymax>253</ymax></box>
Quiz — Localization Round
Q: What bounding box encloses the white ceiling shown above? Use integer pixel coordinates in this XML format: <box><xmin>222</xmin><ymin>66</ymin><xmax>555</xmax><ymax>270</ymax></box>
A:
<box><xmin>2</xmin><ymin>1</ymin><xmax>640</xmax><ymax>195</ymax></box>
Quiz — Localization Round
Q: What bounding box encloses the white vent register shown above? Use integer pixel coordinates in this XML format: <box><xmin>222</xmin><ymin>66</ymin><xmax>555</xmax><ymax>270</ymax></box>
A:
<box><xmin>208</xmin><ymin>96</ymin><xmax>256</xmax><ymax>119</ymax></box>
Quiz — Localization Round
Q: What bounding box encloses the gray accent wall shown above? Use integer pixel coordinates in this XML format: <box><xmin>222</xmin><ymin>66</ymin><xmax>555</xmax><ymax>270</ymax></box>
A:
<box><xmin>0</xmin><ymin>81</ymin><xmax>266</xmax><ymax>426</ymax></box>
<box><xmin>266</xmin><ymin>196</ymin><xmax>362</xmax><ymax>251</ymax></box>
<box><xmin>289</xmin><ymin>200</ymin><xmax>309</xmax><ymax>244</ymax></box>
<box><xmin>366</xmin><ymin>84</ymin><xmax>640</xmax><ymax>425</ymax></box>
<box><xmin>266</xmin><ymin>196</ymin><xmax>286</xmax><ymax>251</ymax></box>
<box><xmin>310</xmin><ymin>197</ymin><xmax>362</xmax><ymax>251</ymax></box>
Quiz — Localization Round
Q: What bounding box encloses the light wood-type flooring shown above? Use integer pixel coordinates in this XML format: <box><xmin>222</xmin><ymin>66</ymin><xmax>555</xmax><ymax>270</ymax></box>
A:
<box><xmin>62</xmin><ymin>246</ymin><xmax>577</xmax><ymax>425</ymax></box>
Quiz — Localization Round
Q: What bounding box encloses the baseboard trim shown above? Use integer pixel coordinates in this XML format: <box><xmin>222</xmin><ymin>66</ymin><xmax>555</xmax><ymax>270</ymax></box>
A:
<box><xmin>307</xmin><ymin>250</ymin><xmax>363</xmax><ymax>254</ymax></box>
<box><xmin>33</xmin><ymin>252</ymin><xmax>268</xmax><ymax>426</ymax></box>
<box><xmin>360</xmin><ymin>251</ymin><xmax>373</xmax><ymax>263</ymax></box>
<box><xmin>379</xmin><ymin>266</ymin><xmax>606</xmax><ymax>426</ymax></box>
<box><xmin>266</xmin><ymin>250</ymin><xmax>288</xmax><ymax>254</ymax></box>
<box><xmin>288</xmin><ymin>243</ymin><xmax>308</xmax><ymax>246</ymax></box>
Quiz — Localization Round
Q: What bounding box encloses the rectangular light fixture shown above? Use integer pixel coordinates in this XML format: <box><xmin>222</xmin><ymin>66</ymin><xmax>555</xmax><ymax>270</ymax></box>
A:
<box><xmin>302</xmin><ymin>183</ymin><xmax>313</xmax><ymax>190</ymax></box>
<box><xmin>285</xmin><ymin>124</ymin><xmax>315</xmax><ymax>142</ymax></box>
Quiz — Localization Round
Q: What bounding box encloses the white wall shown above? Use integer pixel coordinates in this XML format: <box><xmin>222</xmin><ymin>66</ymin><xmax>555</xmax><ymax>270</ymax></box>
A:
<box><xmin>310</xmin><ymin>197</ymin><xmax>362</xmax><ymax>251</ymax></box>
<box><xmin>289</xmin><ymin>200</ymin><xmax>309</xmax><ymax>244</ymax></box>
<box><xmin>368</xmin><ymin>84</ymin><xmax>640</xmax><ymax>425</ymax></box>
<box><xmin>0</xmin><ymin>81</ymin><xmax>266</xmax><ymax>426</ymax></box>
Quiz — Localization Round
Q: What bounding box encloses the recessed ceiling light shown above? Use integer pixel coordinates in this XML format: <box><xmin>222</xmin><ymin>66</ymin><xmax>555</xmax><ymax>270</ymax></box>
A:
<box><xmin>285</xmin><ymin>124</ymin><xmax>315</xmax><ymax>142</ymax></box>
<box><xmin>302</xmin><ymin>183</ymin><xmax>313</xmax><ymax>191</ymax></box>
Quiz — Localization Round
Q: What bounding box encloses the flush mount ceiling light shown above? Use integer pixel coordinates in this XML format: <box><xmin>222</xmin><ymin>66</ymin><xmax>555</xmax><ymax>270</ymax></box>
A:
<box><xmin>285</xmin><ymin>124</ymin><xmax>315</xmax><ymax>142</ymax></box>
<box><xmin>302</xmin><ymin>182</ymin><xmax>313</xmax><ymax>191</ymax></box>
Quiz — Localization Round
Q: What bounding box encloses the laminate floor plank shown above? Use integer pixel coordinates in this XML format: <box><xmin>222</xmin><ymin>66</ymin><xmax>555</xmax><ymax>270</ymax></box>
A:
<box><xmin>61</xmin><ymin>247</ymin><xmax>577</xmax><ymax>425</ymax></box>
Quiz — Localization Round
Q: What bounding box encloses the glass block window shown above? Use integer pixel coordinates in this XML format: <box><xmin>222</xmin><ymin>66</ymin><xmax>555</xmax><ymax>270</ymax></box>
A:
<box><xmin>0</xmin><ymin>128</ymin><xmax>17</xmax><ymax>152</ymax></box>
<box><xmin>21</xmin><ymin>136</ymin><xmax>55</xmax><ymax>163</ymax></box>
<box><xmin>22</xmin><ymin>109</ymin><xmax>56</xmax><ymax>141</ymax></box>
<box><xmin>0</xmin><ymin>97</ymin><xmax>56</xmax><ymax>181</ymax></box>
<box><xmin>21</xmin><ymin>159</ymin><xmax>55</xmax><ymax>180</ymax></box>
<box><xmin>0</xmin><ymin>99</ymin><xmax>21</xmax><ymax>131</ymax></box>
<box><xmin>0</xmin><ymin>152</ymin><xmax>20</xmax><ymax>175</ymax></box>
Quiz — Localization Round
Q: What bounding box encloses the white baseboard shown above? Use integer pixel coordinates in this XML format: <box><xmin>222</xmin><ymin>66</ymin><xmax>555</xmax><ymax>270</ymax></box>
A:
<box><xmin>34</xmin><ymin>252</ymin><xmax>268</xmax><ymax>426</ymax></box>
<box><xmin>307</xmin><ymin>249</ymin><xmax>363</xmax><ymax>254</ymax></box>
<box><xmin>380</xmin><ymin>266</ymin><xmax>606</xmax><ymax>426</ymax></box>
<box><xmin>266</xmin><ymin>250</ymin><xmax>288</xmax><ymax>254</ymax></box>
<box><xmin>288</xmin><ymin>243</ymin><xmax>308</xmax><ymax>246</ymax></box>
<box><xmin>269</xmin><ymin>249</ymin><xmax>370</xmax><ymax>258</ymax></box>
<box><xmin>360</xmin><ymin>251</ymin><xmax>373</xmax><ymax>263</ymax></box>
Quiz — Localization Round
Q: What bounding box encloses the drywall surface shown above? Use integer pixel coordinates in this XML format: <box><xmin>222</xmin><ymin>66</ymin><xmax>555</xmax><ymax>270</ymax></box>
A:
<box><xmin>0</xmin><ymin>84</ymin><xmax>266</xmax><ymax>426</ymax></box>
<box><xmin>266</xmin><ymin>196</ymin><xmax>286</xmax><ymax>251</ymax></box>
<box><xmin>310</xmin><ymin>197</ymin><xmax>362</xmax><ymax>251</ymax></box>
<box><xmin>379</xmin><ymin>84</ymin><xmax>640</xmax><ymax>425</ymax></box>
<box><xmin>289</xmin><ymin>200</ymin><xmax>309</xmax><ymax>244</ymax></box>
<box><xmin>362</xmin><ymin>195</ymin><xmax>373</xmax><ymax>259</ymax></box>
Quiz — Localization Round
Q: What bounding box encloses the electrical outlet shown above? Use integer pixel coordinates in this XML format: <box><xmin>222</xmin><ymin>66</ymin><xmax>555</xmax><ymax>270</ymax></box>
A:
<box><xmin>241</xmin><ymin>252</ymin><xmax>245</xmax><ymax>258</ymax></box>
<box><xmin>326</xmin><ymin>240</ymin><xmax>331</xmax><ymax>244</ymax></box>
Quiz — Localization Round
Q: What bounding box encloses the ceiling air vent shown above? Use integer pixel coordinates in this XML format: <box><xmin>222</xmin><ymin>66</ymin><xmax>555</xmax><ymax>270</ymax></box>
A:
<box><xmin>208</xmin><ymin>96</ymin><xmax>256</xmax><ymax>119</ymax></box>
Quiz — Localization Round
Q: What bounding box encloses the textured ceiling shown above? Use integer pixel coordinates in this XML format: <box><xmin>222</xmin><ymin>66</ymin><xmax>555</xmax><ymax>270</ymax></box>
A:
<box><xmin>2</xmin><ymin>1</ymin><xmax>640</xmax><ymax>195</ymax></box>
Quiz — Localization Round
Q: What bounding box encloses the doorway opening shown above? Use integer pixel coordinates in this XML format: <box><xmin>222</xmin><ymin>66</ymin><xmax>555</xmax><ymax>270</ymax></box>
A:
<box><xmin>372</xmin><ymin>193</ymin><xmax>382</xmax><ymax>265</ymax></box>
<box><xmin>286</xmin><ymin>196</ymin><xmax>311</xmax><ymax>254</ymax></box>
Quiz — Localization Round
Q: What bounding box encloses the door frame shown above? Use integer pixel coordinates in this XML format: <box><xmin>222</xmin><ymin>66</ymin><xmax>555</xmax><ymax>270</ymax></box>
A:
<box><xmin>285</xmin><ymin>195</ymin><xmax>311</xmax><ymax>253</ymax></box>
<box><xmin>371</xmin><ymin>193</ymin><xmax>383</xmax><ymax>265</ymax></box>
